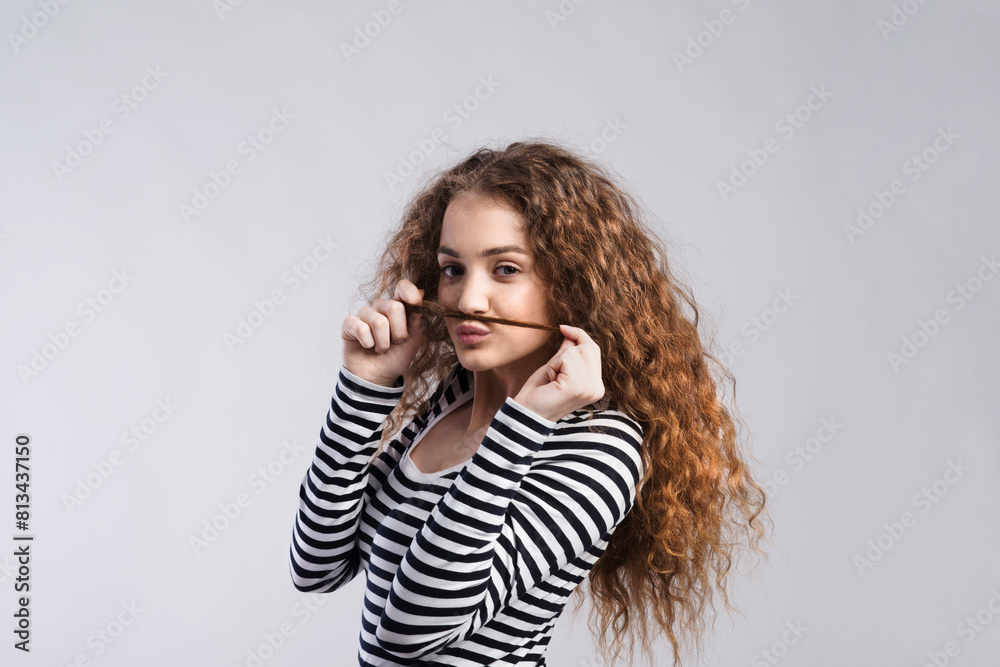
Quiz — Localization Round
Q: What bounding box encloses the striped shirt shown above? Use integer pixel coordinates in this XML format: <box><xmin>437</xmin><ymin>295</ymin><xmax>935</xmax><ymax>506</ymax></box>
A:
<box><xmin>288</xmin><ymin>361</ymin><xmax>644</xmax><ymax>666</ymax></box>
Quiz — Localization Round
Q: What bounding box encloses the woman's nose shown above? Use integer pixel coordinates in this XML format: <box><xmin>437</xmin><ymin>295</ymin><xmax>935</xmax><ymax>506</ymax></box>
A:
<box><xmin>456</xmin><ymin>269</ymin><xmax>490</xmax><ymax>315</ymax></box>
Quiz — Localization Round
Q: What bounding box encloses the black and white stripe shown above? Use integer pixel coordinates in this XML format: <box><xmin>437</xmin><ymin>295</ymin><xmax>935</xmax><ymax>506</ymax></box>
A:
<box><xmin>289</xmin><ymin>362</ymin><xmax>644</xmax><ymax>666</ymax></box>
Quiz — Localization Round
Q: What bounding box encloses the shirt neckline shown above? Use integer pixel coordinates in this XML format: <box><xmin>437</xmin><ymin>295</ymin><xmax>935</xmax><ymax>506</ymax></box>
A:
<box><xmin>399</xmin><ymin>365</ymin><xmax>475</xmax><ymax>481</ymax></box>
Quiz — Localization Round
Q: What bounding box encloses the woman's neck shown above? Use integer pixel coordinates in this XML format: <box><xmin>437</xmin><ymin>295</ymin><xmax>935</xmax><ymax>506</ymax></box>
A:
<box><xmin>465</xmin><ymin>346</ymin><xmax>553</xmax><ymax>434</ymax></box>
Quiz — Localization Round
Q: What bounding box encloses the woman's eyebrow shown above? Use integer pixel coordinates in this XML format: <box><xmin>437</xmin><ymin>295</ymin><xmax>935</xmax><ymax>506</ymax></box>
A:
<box><xmin>437</xmin><ymin>245</ymin><xmax>529</xmax><ymax>257</ymax></box>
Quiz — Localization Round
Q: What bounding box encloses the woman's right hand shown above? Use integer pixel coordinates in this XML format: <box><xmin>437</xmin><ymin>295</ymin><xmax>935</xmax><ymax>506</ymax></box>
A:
<box><xmin>341</xmin><ymin>279</ymin><xmax>425</xmax><ymax>387</ymax></box>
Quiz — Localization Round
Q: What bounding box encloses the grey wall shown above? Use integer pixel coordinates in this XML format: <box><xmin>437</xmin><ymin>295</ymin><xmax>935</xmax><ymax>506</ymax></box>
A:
<box><xmin>2</xmin><ymin>1</ymin><xmax>998</xmax><ymax>665</ymax></box>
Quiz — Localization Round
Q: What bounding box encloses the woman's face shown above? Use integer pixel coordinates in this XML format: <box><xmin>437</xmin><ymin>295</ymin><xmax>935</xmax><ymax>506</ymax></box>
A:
<box><xmin>437</xmin><ymin>191</ymin><xmax>557</xmax><ymax>376</ymax></box>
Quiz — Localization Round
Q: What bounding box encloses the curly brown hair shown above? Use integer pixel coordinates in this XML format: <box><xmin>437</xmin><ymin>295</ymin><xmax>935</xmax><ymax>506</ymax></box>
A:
<box><xmin>352</xmin><ymin>139</ymin><xmax>773</xmax><ymax>666</ymax></box>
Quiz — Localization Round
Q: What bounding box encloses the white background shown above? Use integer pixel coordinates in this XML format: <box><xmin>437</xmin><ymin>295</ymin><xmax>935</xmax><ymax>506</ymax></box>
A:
<box><xmin>2</xmin><ymin>1</ymin><xmax>998</xmax><ymax>666</ymax></box>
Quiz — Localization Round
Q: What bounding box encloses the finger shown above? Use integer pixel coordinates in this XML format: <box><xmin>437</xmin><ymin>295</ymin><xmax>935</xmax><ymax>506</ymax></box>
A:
<box><xmin>545</xmin><ymin>339</ymin><xmax>573</xmax><ymax>372</ymax></box>
<box><xmin>357</xmin><ymin>305</ymin><xmax>393</xmax><ymax>352</ymax></box>
<box><xmin>394</xmin><ymin>279</ymin><xmax>424</xmax><ymax>306</ymax></box>
<box><xmin>371</xmin><ymin>298</ymin><xmax>410</xmax><ymax>345</ymax></box>
<box><xmin>558</xmin><ymin>325</ymin><xmax>601</xmax><ymax>368</ymax></box>
<box><xmin>545</xmin><ymin>355</ymin><xmax>564</xmax><ymax>383</ymax></box>
<box><xmin>565</xmin><ymin>344</ymin><xmax>602</xmax><ymax>396</ymax></box>
<box><xmin>560</xmin><ymin>347</ymin><xmax>603</xmax><ymax>397</ymax></box>
<box><xmin>555</xmin><ymin>335</ymin><xmax>574</xmax><ymax>355</ymax></box>
<box><xmin>401</xmin><ymin>284</ymin><xmax>426</xmax><ymax>331</ymax></box>
<box><xmin>549</xmin><ymin>347</ymin><xmax>580</xmax><ymax>385</ymax></box>
<box><xmin>580</xmin><ymin>347</ymin><xmax>605</xmax><ymax>399</ymax></box>
<box><xmin>342</xmin><ymin>315</ymin><xmax>375</xmax><ymax>348</ymax></box>
<box><xmin>578</xmin><ymin>336</ymin><xmax>602</xmax><ymax>371</ymax></box>
<box><xmin>557</xmin><ymin>323</ymin><xmax>591</xmax><ymax>344</ymax></box>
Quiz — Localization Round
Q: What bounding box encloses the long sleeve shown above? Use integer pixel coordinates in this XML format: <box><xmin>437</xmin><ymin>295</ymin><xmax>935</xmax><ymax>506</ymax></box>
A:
<box><xmin>288</xmin><ymin>365</ymin><xmax>405</xmax><ymax>592</ymax></box>
<box><xmin>372</xmin><ymin>395</ymin><xmax>644</xmax><ymax>660</ymax></box>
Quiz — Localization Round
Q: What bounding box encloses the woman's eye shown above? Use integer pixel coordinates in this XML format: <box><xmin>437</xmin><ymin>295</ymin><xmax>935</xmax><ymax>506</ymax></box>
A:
<box><xmin>439</xmin><ymin>264</ymin><xmax>520</xmax><ymax>277</ymax></box>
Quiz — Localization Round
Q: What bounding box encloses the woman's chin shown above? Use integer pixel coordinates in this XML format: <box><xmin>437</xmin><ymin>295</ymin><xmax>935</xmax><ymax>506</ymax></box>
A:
<box><xmin>454</xmin><ymin>349</ymin><xmax>492</xmax><ymax>372</ymax></box>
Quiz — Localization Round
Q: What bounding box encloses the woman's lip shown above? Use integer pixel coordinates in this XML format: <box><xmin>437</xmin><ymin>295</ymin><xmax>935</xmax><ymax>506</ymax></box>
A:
<box><xmin>456</xmin><ymin>324</ymin><xmax>490</xmax><ymax>335</ymax></box>
<box><xmin>457</xmin><ymin>331</ymin><xmax>489</xmax><ymax>344</ymax></box>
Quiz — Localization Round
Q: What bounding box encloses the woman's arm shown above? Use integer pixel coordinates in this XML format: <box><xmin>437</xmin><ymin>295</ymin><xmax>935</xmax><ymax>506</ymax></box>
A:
<box><xmin>372</xmin><ymin>396</ymin><xmax>644</xmax><ymax>660</ymax></box>
<box><xmin>288</xmin><ymin>365</ymin><xmax>405</xmax><ymax>592</ymax></box>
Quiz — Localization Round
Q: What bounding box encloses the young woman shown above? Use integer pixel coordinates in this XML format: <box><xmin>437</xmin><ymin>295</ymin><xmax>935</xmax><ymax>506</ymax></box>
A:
<box><xmin>288</xmin><ymin>141</ymin><xmax>771</xmax><ymax>667</ymax></box>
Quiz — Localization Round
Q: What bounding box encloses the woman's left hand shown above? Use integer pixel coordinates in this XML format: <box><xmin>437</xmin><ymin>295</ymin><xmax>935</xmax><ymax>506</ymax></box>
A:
<box><xmin>512</xmin><ymin>324</ymin><xmax>605</xmax><ymax>423</ymax></box>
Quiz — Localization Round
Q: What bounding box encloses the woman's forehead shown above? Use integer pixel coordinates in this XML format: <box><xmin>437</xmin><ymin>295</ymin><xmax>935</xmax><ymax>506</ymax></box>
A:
<box><xmin>439</xmin><ymin>195</ymin><xmax>528</xmax><ymax>251</ymax></box>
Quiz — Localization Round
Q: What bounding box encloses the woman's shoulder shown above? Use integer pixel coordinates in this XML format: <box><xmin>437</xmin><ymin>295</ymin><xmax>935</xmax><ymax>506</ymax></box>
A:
<box><xmin>534</xmin><ymin>405</ymin><xmax>645</xmax><ymax>492</ymax></box>
<box><xmin>572</xmin><ymin>399</ymin><xmax>643</xmax><ymax>435</ymax></box>
<box><xmin>550</xmin><ymin>402</ymin><xmax>645</xmax><ymax>455</ymax></box>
